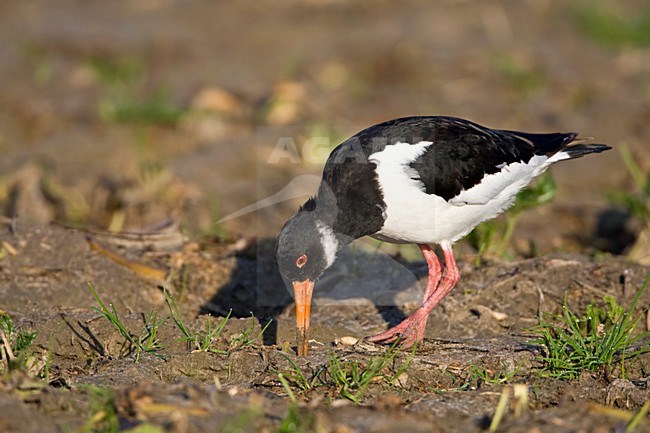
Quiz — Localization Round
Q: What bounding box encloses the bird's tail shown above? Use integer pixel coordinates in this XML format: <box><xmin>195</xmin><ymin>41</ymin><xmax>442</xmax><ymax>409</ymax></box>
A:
<box><xmin>500</xmin><ymin>130</ymin><xmax>578</xmax><ymax>154</ymax></box>
<box><xmin>560</xmin><ymin>143</ymin><xmax>612</xmax><ymax>159</ymax></box>
<box><xmin>502</xmin><ymin>129</ymin><xmax>612</xmax><ymax>159</ymax></box>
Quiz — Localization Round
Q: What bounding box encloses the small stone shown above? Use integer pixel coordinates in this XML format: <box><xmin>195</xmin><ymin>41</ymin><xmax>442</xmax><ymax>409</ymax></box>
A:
<box><xmin>339</xmin><ymin>336</ymin><xmax>359</xmax><ymax>346</ymax></box>
<box><xmin>475</xmin><ymin>305</ymin><xmax>508</xmax><ymax>321</ymax></box>
<box><xmin>490</xmin><ymin>310</ymin><xmax>508</xmax><ymax>321</ymax></box>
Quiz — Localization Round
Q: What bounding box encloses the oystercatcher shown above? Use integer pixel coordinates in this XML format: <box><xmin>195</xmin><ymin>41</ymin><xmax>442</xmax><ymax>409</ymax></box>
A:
<box><xmin>275</xmin><ymin>116</ymin><xmax>610</xmax><ymax>355</ymax></box>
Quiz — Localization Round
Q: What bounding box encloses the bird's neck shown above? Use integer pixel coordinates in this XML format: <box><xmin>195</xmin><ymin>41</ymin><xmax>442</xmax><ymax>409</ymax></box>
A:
<box><xmin>307</xmin><ymin>191</ymin><xmax>355</xmax><ymax>260</ymax></box>
<box><xmin>312</xmin><ymin>220</ymin><xmax>341</xmax><ymax>268</ymax></box>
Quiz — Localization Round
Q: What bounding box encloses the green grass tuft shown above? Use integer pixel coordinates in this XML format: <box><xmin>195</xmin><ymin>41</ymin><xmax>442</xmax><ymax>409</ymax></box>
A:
<box><xmin>228</xmin><ymin>313</ymin><xmax>272</xmax><ymax>350</ymax></box>
<box><xmin>164</xmin><ymin>287</ymin><xmax>231</xmax><ymax>354</ymax></box>
<box><xmin>164</xmin><ymin>287</ymin><xmax>269</xmax><ymax>354</ymax></box>
<box><xmin>0</xmin><ymin>311</ymin><xmax>37</xmax><ymax>372</ymax></box>
<box><xmin>468</xmin><ymin>362</ymin><xmax>521</xmax><ymax>386</ymax></box>
<box><xmin>277</xmin><ymin>351</ymin><xmax>323</xmax><ymax>396</ymax></box>
<box><xmin>326</xmin><ymin>349</ymin><xmax>391</xmax><ymax>403</ymax></box>
<box><xmin>277</xmin><ymin>342</ymin><xmax>413</xmax><ymax>404</ymax></box>
<box><xmin>88</xmin><ymin>284</ymin><xmax>166</xmax><ymax>363</ymax></box>
<box><xmin>531</xmin><ymin>275</ymin><xmax>650</xmax><ymax>379</ymax></box>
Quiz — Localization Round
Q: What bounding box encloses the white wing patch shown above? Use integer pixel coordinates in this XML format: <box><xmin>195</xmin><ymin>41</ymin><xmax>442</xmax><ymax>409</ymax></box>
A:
<box><xmin>369</xmin><ymin>141</ymin><xmax>433</xmax><ymax>166</ymax></box>
<box><xmin>370</xmin><ymin>142</ymin><xmax>565</xmax><ymax>245</ymax></box>
<box><xmin>369</xmin><ymin>140</ymin><xmax>433</xmax><ymax>191</ymax></box>
<box><xmin>449</xmin><ymin>154</ymin><xmax>550</xmax><ymax>206</ymax></box>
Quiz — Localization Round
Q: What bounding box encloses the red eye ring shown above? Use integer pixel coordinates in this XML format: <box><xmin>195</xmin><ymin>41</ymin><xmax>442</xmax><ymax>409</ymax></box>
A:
<box><xmin>296</xmin><ymin>254</ymin><xmax>308</xmax><ymax>268</ymax></box>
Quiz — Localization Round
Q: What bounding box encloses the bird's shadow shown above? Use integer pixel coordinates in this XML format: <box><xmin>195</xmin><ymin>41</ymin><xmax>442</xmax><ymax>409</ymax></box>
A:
<box><xmin>200</xmin><ymin>238</ymin><xmax>427</xmax><ymax>345</ymax></box>
<box><xmin>198</xmin><ymin>239</ymin><xmax>288</xmax><ymax>346</ymax></box>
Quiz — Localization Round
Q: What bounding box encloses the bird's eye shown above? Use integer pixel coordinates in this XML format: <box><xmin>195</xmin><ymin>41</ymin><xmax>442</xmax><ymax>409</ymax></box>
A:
<box><xmin>296</xmin><ymin>254</ymin><xmax>308</xmax><ymax>268</ymax></box>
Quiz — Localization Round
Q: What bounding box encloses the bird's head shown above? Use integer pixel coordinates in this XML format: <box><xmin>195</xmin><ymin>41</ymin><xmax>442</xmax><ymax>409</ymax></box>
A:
<box><xmin>276</xmin><ymin>206</ymin><xmax>339</xmax><ymax>355</ymax></box>
<box><xmin>276</xmin><ymin>212</ymin><xmax>335</xmax><ymax>283</ymax></box>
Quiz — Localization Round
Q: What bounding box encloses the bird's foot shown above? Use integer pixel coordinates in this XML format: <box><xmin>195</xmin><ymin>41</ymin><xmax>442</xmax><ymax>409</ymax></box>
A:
<box><xmin>367</xmin><ymin>312</ymin><xmax>428</xmax><ymax>349</ymax></box>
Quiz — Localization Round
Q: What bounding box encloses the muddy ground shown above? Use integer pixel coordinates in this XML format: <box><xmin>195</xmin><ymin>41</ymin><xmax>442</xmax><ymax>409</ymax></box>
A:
<box><xmin>1</xmin><ymin>0</ymin><xmax>650</xmax><ymax>432</ymax></box>
<box><xmin>0</xmin><ymin>223</ymin><xmax>649</xmax><ymax>433</ymax></box>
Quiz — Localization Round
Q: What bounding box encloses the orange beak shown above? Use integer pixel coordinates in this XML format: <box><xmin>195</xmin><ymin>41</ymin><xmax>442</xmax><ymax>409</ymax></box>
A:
<box><xmin>292</xmin><ymin>279</ymin><xmax>315</xmax><ymax>356</ymax></box>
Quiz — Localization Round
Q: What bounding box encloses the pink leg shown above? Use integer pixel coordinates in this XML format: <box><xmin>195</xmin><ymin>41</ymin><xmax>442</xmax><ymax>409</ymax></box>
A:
<box><xmin>419</xmin><ymin>244</ymin><xmax>443</xmax><ymax>302</ymax></box>
<box><xmin>368</xmin><ymin>241</ymin><xmax>460</xmax><ymax>348</ymax></box>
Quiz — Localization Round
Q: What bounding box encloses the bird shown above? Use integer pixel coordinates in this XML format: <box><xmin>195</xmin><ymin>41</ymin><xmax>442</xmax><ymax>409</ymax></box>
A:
<box><xmin>275</xmin><ymin>116</ymin><xmax>611</xmax><ymax>356</ymax></box>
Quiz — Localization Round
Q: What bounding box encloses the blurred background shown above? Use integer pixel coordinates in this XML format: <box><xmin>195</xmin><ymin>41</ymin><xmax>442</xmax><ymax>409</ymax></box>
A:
<box><xmin>1</xmin><ymin>0</ymin><xmax>649</xmax><ymax>260</ymax></box>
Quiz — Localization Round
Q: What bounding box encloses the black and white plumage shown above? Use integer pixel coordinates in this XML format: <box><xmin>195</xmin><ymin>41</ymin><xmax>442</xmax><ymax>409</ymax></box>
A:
<box><xmin>276</xmin><ymin>116</ymin><xmax>611</xmax><ymax>355</ymax></box>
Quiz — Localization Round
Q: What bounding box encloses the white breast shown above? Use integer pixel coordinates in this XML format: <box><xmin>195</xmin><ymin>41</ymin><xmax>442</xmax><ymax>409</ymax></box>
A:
<box><xmin>369</xmin><ymin>142</ymin><xmax>562</xmax><ymax>245</ymax></box>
